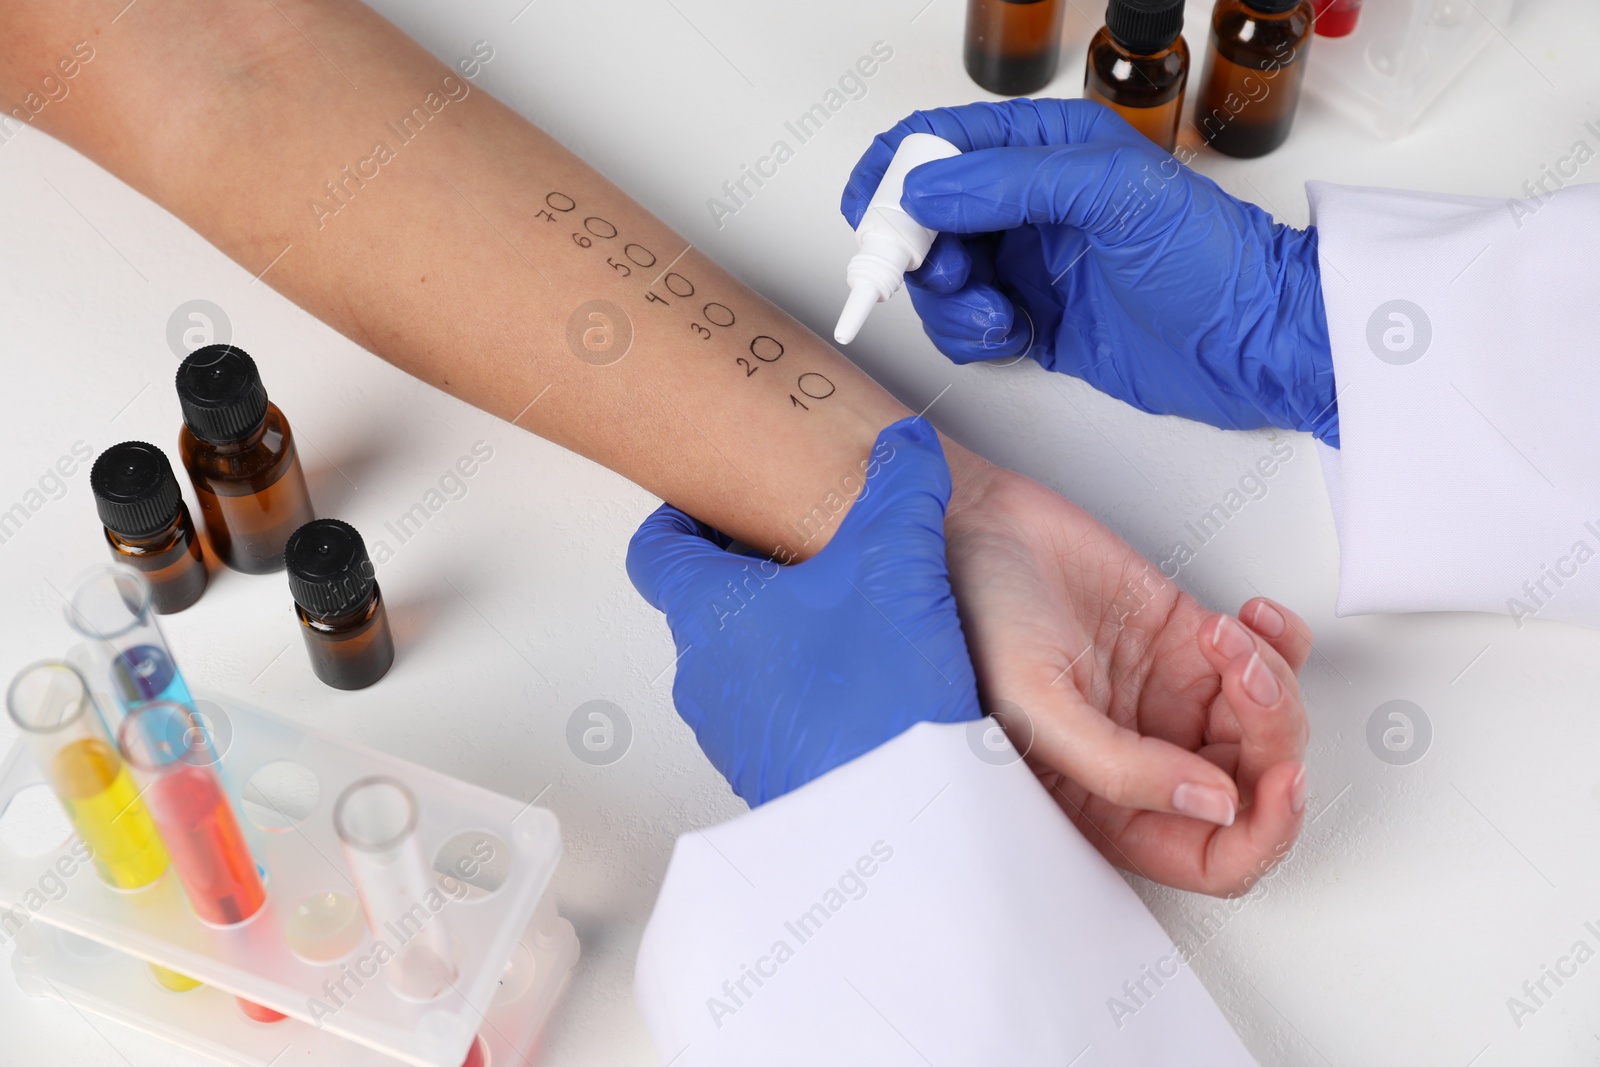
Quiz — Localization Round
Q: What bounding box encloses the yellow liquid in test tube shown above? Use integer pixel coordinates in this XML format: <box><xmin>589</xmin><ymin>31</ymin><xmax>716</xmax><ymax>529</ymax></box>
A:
<box><xmin>148</xmin><ymin>963</ymin><xmax>202</xmax><ymax>991</ymax></box>
<box><xmin>50</xmin><ymin>738</ymin><xmax>169</xmax><ymax>889</ymax></box>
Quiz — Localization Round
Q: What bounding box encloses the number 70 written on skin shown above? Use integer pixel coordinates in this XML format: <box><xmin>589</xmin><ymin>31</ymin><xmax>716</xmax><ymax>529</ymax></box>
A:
<box><xmin>542</xmin><ymin>191</ymin><xmax>836</xmax><ymax>410</ymax></box>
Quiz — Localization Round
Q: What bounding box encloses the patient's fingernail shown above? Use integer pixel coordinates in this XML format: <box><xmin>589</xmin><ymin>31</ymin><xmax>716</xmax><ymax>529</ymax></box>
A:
<box><xmin>1173</xmin><ymin>783</ymin><xmax>1236</xmax><ymax>827</ymax></box>
<box><xmin>1212</xmin><ymin>614</ymin><xmax>1253</xmax><ymax>660</ymax></box>
<box><xmin>1242</xmin><ymin>651</ymin><xmax>1281</xmax><ymax>706</ymax></box>
<box><xmin>1250</xmin><ymin>600</ymin><xmax>1287</xmax><ymax>638</ymax></box>
<box><xmin>1290</xmin><ymin>764</ymin><xmax>1307</xmax><ymax>815</ymax></box>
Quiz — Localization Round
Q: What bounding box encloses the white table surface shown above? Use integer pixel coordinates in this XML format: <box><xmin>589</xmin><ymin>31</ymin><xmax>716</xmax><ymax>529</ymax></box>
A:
<box><xmin>1</xmin><ymin>1</ymin><xmax>1597</xmax><ymax>1064</ymax></box>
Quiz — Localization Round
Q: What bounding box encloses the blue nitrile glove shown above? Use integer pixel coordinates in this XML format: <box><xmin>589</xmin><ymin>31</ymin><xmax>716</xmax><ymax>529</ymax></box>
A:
<box><xmin>625</xmin><ymin>417</ymin><xmax>982</xmax><ymax>806</ymax></box>
<box><xmin>842</xmin><ymin>99</ymin><xmax>1340</xmax><ymax>447</ymax></box>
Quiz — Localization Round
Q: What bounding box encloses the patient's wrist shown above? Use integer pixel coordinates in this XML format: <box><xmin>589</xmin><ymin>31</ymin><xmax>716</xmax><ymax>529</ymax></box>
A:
<box><xmin>942</xmin><ymin>438</ymin><xmax>999</xmax><ymax>530</ymax></box>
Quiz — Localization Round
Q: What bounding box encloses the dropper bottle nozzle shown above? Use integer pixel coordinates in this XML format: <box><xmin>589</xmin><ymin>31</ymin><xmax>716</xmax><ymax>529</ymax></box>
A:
<box><xmin>835</xmin><ymin>284</ymin><xmax>880</xmax><ymax>346</ymax></box>
<box><xmin>834</xmin><ymin>133</ymin><xmax>961</xmax><ymax>345</ymax></box>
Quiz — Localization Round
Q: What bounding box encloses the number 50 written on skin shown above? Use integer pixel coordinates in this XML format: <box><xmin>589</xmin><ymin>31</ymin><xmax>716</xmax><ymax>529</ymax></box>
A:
<box><xmin>542</xmin><ymin>190</ymin><xmax>836</xmax><ymax>411</ymax></box>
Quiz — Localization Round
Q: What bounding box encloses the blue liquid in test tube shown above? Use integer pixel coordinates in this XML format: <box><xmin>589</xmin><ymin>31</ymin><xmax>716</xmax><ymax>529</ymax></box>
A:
<box><xmin>112</xmin><ymin>645</ymin><xmax>196</xmax><ymax>711</ymax></box>
<box><xmin>112</xmin><ymin>645</ymin><xmax>210</xmax><ymax>767</ymax></box>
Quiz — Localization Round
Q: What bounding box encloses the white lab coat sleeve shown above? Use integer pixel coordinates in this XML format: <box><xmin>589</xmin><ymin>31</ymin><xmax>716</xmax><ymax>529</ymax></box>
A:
<box><xmin>633</xmin><ymin>721</ymin><xmax>1256</xmax><ymax>1067</ymax></box>
<box><xmin>1308</xmin><ymin>180</ymin><xmax>1600</xmax><ymax>626</ymax></box>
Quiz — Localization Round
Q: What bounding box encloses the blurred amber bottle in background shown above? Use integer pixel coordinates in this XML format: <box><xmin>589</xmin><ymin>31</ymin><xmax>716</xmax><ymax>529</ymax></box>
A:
<box><xmin>1195</xmin><ymin>0</ymin><xmax>1315</xmax><ymax>158</ymax></box>
<box><xmin>965</xmin><ymin>0</ymin><xmax>1067</xmax><ymax>96</ymax></box>
<box><xmin>1084</xmin><ymin>0</ymin><xmax>1190</xmax><ymax>152</ymax></box>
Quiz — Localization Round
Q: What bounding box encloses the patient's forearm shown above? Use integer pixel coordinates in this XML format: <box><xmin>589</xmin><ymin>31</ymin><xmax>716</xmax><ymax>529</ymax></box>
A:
<box><xmin>1</xmin><ymin>0</ymin><xmax>980</xmax><ymax>557</ymax></box>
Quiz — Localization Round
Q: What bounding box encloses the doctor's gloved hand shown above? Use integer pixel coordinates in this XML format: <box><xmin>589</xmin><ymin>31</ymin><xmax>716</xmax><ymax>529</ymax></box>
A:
<box><xmin>625</xmin><ymin>418</ymin><xmax>982</xmax><ymax>807</ymax></box>
<box><xmin>842</xmin><ymin>99</ymin><xmax>1340</xmax><ymax>446</ymax></box>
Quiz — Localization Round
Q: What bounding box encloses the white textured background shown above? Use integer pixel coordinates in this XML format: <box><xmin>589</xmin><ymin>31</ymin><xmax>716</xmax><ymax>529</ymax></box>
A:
<box><xmin>1</xmin><ymin>0</ymin><xmax>1598</xmax><ymax>1064</ymax></box>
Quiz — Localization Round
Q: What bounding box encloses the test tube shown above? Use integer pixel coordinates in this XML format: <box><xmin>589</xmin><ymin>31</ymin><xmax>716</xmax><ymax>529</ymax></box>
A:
<box><xmin>116</xmin><ymin>701</ymin><xmax>265</xmax><ymax>926</ymax></box>
<box><xmin>5</xmin><ymin>661</ymin><xmax>168</xmax><ymax>891</ymax></box>
<box><xmin>334</xmin><ymin>777</ymin><xmax>458</xmax><ymax>1000</ymax></box>
<box><xmin>63</xmin><ymin>565</ymin><xmax>197</xmax><ymax>726</ymax></box>
<box><xmin>148</xmin><ymin>963</ymin><xmax>202</xmax><ymax>992</ymax></box>
<box><xmin>1312</xmin><ymin>0</ymin><xmax>1361</xmax><ymax>36</ymax></box>
<box><xmin>236</xmin><ymin>997</ymin><xmax>288</xmax><ymax>1023</ymax></box>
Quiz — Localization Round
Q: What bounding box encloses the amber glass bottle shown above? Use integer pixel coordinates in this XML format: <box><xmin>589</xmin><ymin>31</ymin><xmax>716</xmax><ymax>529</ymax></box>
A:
<box><xmin>176</xmin><ymin>345</ymin><xmax>314</xmax><ymax>573</ymax></box>
<box><xmin>285</xmin><ymin>519</ymin><xmax>394</xmax><ymax>690</ymax></box>
<box><xmin>1084</xmin><ymin>0</ymin><xmax>1189</xmax><ymax>151</ymax></box>
<box><xmin>1195</xmin><ymin>0</ymin><xmax>1314</xmax><ymax>158</ymax></box>
<box><xmin>90</xmin><ymin>442</ymin><xmax>208</xmax><ymax>614</ymax></box>
<box><xmin>964</xmin><ymin>0</ymin><xmax>1067</xmax><ymax>96</ymax></box>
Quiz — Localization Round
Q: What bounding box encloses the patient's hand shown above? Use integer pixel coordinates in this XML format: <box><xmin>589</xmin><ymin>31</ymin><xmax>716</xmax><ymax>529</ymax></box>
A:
<box><xmin>946</xmin><ymin>463</ymin><xmax>1310</xmax><ymax>896</ymax></box>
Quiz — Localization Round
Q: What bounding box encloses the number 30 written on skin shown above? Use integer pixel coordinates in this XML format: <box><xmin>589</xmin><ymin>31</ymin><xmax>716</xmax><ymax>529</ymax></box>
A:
<box><xmin>544</xmin><ymin>190</ymin><xmax>836</xmax><ymax>412</ymax></box>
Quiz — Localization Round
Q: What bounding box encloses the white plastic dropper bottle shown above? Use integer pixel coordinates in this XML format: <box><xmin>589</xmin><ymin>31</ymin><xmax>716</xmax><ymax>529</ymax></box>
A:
<box><xmin>834</xmin><ymin>133</ymin><xmax>962</xmax><ymax>345</ymax></box>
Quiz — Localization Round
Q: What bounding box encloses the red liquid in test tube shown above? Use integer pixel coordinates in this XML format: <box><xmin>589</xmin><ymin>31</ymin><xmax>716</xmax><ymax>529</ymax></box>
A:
<box><xmin>237</xmin><ymin>996</ymin><xmax>288</xmax><ymax>1023</ymax></box>
<box><xmin>118</xmin><ymin>701</ymin><xmax>266</xmax><ymax>926</ymax></box>
<box><xmin>1313</xmin><ymin>0</ymin><xmax>1361</xmax><ymax>37</ymax></box>
<box><xmin>147</xmin><ymin>763</ymin><xmax>265</xmax><ymax>925</ymax></box>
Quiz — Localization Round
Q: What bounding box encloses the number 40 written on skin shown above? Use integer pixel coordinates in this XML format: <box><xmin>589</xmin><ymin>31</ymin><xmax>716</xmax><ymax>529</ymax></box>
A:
<box><xmin>541</xmin><ymin>191</ymin><xmax>836</xmax><ymax>410</ymax></box>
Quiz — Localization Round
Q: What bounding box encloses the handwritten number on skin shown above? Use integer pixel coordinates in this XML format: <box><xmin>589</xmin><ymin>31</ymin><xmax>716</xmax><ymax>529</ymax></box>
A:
<box><xmin>548</xmin><ymin>191</ymin><xmax>832</xmax><ymax>411</ymax></box>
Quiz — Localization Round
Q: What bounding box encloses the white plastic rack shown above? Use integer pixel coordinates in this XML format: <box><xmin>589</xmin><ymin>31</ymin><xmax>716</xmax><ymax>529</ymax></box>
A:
<box><xmin>0</xmin><ymin>690</ymin><xmax>576</xmax><ymax>1067</ymax></box>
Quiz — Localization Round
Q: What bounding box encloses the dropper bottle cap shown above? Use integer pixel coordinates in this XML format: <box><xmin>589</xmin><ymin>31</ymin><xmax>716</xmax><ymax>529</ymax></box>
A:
<box><xmin>175</xmin><ymin>345</ymin><xmax>269</xmax><ymax>445</ymax></box>
<box><xmin>834</xmin><ymin>133</ymin><xmax>962</xmax><ymax>345</ymax></box>
<box><xmin>90</xmin><ymin>442</ymin><xmax>183</xmax><ymax>539</ymax></box>
<box><xmin>1105</xmin><ymin>0</ymin><xmax>1186</xmax><ymax>52</ymax></box>
<box><xmin>285</xmin><ymin>519</ymin><xmax>376</xmax><ymax>621</ymax></box>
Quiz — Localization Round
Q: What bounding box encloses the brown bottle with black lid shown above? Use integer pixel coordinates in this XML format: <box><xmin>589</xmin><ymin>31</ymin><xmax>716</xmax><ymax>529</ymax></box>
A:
<box><xmin>1084</xmin><ymin>0</ymin><xmax>1190</xmax><ymax>152</ymax></box>
<box><xmin>1195</xmin><ymin>0</ymin><xmax>1315</xmax><ymax>158</ymax></box>
<box><xmin>176</xmin><ymin>345</ymin><xmax>314</xmax><ymax>573</ymax></box>
<box><xmin>90</xmin><ymin>441</ymin><xmax>208</xmax><ymax>614</ymax></box>
<box><xmin>285</xmin><ymin>519</ymin><xmax>395</xmax><ymax>690</ymax></box>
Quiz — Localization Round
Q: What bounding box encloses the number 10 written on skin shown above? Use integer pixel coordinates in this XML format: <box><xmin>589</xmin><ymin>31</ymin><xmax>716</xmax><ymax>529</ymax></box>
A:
<box><xmin>541</xmin><ymin>190</ymin><xmax>836</xmax><ymax>411</ymax></box>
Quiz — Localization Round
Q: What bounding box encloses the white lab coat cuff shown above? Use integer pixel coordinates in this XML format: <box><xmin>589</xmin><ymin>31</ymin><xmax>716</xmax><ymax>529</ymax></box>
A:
<box><xmin>1308</xmin><ymin>180</ymin><xmax>1600</xmax><ymax>627</ymax></box>
<box><xmin>634</xmin><ymin>721</ymin><xmax>1256</xmax><ymax>1066</ymax></box>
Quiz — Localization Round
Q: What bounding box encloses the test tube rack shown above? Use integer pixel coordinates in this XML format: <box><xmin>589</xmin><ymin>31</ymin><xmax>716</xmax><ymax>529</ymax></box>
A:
<box><xmin>0</xmin><ymin>689</ymin><xmax>577</xmax><ymax>1067</ymax></box>
<box><xmin>1304</xmin><ymin>0</ymin><xmax>1518</xmax><ymax>138</ymax></box>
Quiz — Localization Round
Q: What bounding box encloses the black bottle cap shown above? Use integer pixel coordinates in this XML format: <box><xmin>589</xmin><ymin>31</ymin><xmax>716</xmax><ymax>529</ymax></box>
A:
<box><xmin>175</xmin><ymin>345</ymin><xmax>269</xmax><ymax>444</ymax></box>
<box><xmin>285</xmin><ymin>519</ymin><xmax>376</xmax><ymax>619</ymax></box>
<box><xmin>1106</xmin><ymin>0</ymin><xmax>1186</xmax><ymax>52</ymax></box>
<box><xmin>90</xmin><ymin>442</ymin><xmax>183</xmax><ymax>538</ymax></box>
<box><xmin>1241</xmin><ymin>0</ymin><xmax>1303</xmax><ymax>14</ymax></box>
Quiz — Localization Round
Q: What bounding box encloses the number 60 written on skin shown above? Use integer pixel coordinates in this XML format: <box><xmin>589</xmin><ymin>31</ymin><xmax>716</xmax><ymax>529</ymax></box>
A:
<box><xmin>545</xmin><ymin>190</ymin><xmax>836</xmax><ymax>411</ymax></box>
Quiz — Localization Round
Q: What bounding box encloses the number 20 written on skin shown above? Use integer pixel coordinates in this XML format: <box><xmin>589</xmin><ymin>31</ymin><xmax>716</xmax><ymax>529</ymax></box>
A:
<box><xmin>542</xmin><ymin>191</ymin><xmax>835</xmax><ymax>410</ymax></box>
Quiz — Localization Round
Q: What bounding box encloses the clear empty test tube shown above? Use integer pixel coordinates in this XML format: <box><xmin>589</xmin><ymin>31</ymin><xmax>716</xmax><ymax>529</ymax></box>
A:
<box><xmin>63</xmin><ymin>565</ymin><xmax>197</xmax><ymax>729</ymax></box>
<box><xmin>116</xmin><ymin>701</ymin><xmax>265</xmax><ymax>927</ymax></box>
<box><xmin>334</xmin><ymin>777</ymin><xmax>459</xmax><ymax>1000</ymax></box>
<box><xmin>6</xmin><ymin>662</ymin><xmax>170</xmax><ymax>891</ymax></box>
